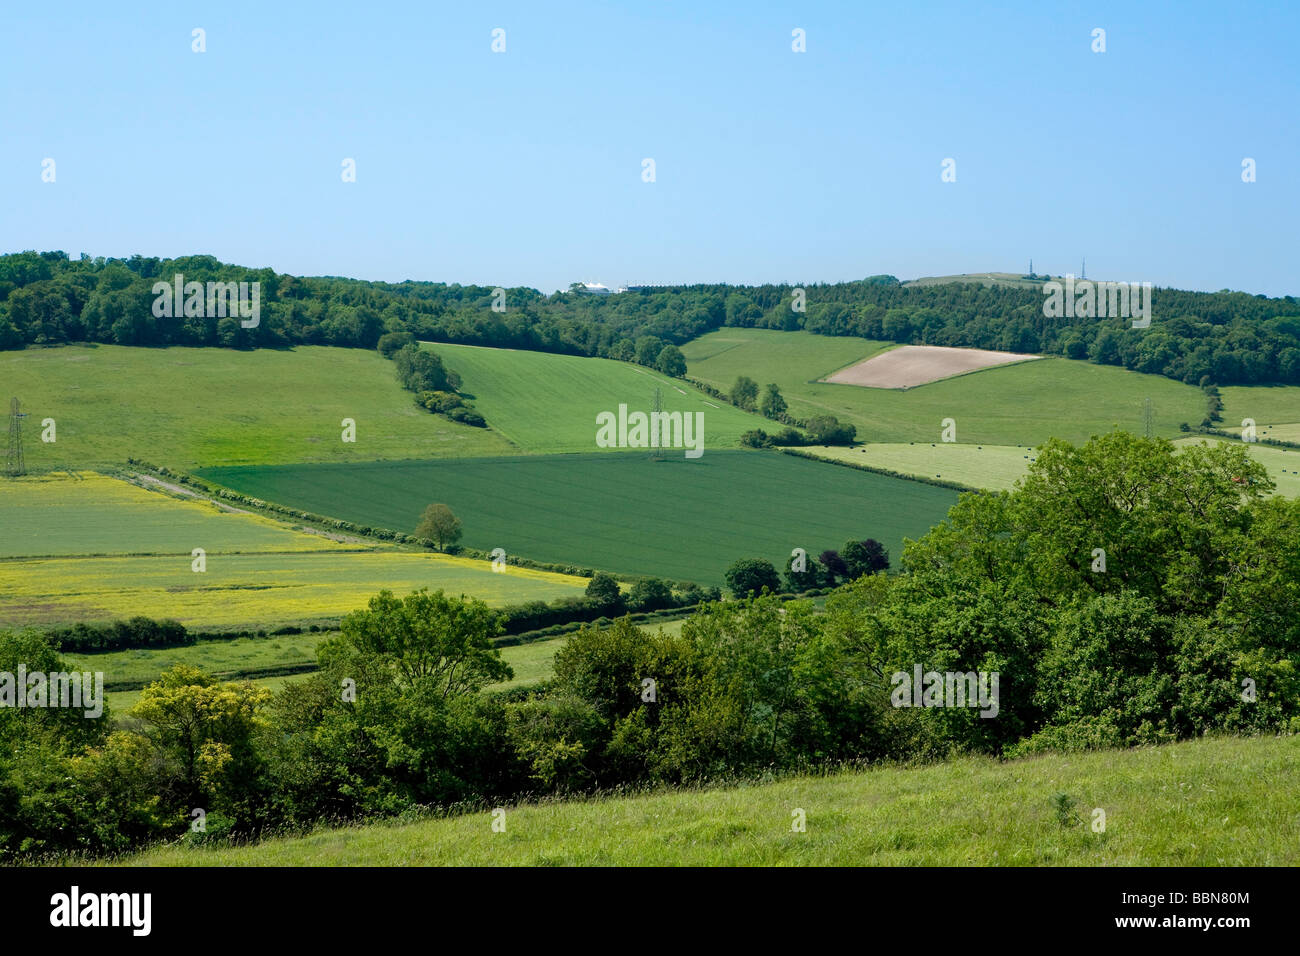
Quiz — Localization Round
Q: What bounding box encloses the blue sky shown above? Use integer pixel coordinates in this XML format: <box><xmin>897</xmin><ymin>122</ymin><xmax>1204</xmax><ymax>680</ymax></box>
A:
<box><xmin>3</xmin><ymin>1</ymin><xmax>1297</xmax><ymax>295</ymax></box>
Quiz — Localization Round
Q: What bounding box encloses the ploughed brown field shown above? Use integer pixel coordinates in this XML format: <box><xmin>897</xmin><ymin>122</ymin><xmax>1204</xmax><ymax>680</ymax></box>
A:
<box><xmin>822</xmin><ymin>345</ymin><xmax>1042</xmax><ymax>389</ymax></box>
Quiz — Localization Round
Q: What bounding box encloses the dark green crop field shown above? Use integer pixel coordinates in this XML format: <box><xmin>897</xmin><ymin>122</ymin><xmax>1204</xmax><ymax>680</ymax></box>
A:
<box><xmin>198</xmin><ymin>450</ymin><xmax>960</xmax><ymax>584</ymax></box>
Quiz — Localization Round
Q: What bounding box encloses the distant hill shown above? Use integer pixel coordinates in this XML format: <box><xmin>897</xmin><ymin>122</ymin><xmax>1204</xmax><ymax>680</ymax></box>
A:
<box><xmin>903</xmin><ymin>271</ymin><xmax>1056</xmax><ymax>289</ymax></box>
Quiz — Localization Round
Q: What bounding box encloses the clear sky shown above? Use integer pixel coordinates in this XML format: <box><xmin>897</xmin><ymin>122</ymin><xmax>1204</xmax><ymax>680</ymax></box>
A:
<box><xmin>3</xmin><ymin>0</ymin><xmax>1297</xmax><ymax>295</ymax></box>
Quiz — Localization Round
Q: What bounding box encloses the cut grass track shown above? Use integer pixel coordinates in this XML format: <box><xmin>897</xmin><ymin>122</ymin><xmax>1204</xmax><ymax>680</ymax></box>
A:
<box><xmin>0</xmin><ymin>551</ymin><xmax>588</xmax><ymax>631</ymax></box>
<box><xmin>681</xmin><ymin>329</ymin><xmax>1209</xmax><ymax>446</ymax></box>
<box><xmin>115</xmin><ymin>734</ymin><xmax>1300</xmax><ymax>866</ymax></box>
<box><xmin>0</xmin><ymin>344</ymin><xmax>512</xmax><ymax>469</ymax></box>
<box><xmin>428</xmin><ymin>343</ymin><xmax>770</xmax><ymax>453</ymax></box>
<box><xmin>0</xmin><ymin>472</ymin><xmax>350</xmax><ymax>558</ymax></box>
<box><xmin>198</xmin><ymin>451</ymin><xmax>959</xmax><ymax>585</ymax></box>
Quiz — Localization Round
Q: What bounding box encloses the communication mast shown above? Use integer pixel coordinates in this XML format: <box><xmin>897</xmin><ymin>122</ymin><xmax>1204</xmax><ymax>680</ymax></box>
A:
<box><xmin>1142</xmin><ymin>397</ymin><xmax>1154</xmax><ymax>439</ymax></box>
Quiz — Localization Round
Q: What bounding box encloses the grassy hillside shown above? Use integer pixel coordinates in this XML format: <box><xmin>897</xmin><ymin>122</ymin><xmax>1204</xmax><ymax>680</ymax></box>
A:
<box><xmin>430</xmin><ymin>342</ymin><xmax>770</xmax><ymax>453</ymax></box>
<box><xmin>0</xmin><ymin>344</ymin><xmax>513</xmax><ymax>469</ymax></box>
<box><xmin>681</xmin><ymin>329</ymin><xmax>1209</xmax><ymax>445</ymax></box>
<box><xmin>116</xmin><ymin>734</ymin><xmax>1299</xmax><ymax>866</ymax></box>
<box><xmin>677</xmin><ymin>328</ymin><xmax>890</xmax><ymax>387</ymax></box>
<box><xmin>198</xmin><ymin>451</ymin><xmax>959</xmax><ymax>585</ymax></box>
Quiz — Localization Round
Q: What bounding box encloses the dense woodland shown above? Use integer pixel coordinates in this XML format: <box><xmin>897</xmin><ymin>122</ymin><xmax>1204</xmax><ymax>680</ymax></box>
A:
<box><xmin>3</xmin><ymin>434</ymin><xmax>1297</xmax><ymax>858</ymax></box>
<box><xmin>3</xmin><ymin>251</ymin><xmax>1300</xmax><ymax>386</ymax></box>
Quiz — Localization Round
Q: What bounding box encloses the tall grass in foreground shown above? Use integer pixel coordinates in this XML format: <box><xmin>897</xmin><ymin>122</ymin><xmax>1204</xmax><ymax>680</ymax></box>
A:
<box><xmin>107</xmin><ymin>734</ymin><xmax>1298</xmax><ymax>867</ymax></box>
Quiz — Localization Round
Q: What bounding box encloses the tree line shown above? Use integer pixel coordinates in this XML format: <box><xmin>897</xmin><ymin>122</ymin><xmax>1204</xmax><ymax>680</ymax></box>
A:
<box><xmin>3</xmin><ymin>251</ymin><xmax>1299</xmax><ymax>387</ymax></box>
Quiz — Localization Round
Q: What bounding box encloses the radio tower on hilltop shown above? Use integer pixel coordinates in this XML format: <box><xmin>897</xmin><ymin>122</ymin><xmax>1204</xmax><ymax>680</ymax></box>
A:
<box><xmin>5</xmin><ymin>397</ymin><xmax>28</xmax><ymax>476</ymax></box>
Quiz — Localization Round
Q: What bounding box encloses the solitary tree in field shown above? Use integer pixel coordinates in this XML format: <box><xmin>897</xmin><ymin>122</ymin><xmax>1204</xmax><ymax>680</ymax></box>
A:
<box><xmin>759</xmin><ymin>383</ymin><xmax>787</xmax><ymax>420</ymax></box>
<box><xmin>730</xmin><ymin>376</ymin><xmax>759</xmax><ymax>410</ymax></box>
<box><xmin>415</xmin><ymin>503</ymin><xmax>462</xmax><ymax>551</ymax></box>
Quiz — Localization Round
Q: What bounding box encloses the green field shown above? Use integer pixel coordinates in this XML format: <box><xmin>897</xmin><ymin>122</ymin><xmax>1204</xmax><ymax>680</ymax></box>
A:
<box><xmin>681</xmin><ymin>329</ymin><xmax>1210</xmax><ymax>446</ymax></box>
<box><xmin>677</xmin><ymin>328</ymin><xmax>890</xmax><ymax>386</ymax></box>
<box><xmin>0</xmin><ymin>472</ymin><xmax>352</xmax><ymax>558</ymax></box>
<box><xmin>114</xmin><ymin>734</ymin><xmax>1299</xmax><ymax>866</ymax></box>
<box><xmin>198</xmin><ymin>451</ymin><xmax>960</xmax><ymax>585</ymax></box>
<box><xmin>802</xmin><ymin>443</ymin><xmax>1038</xmax><ymax>491</ymax></box>
<box><xmin>1220</xmin><ymin>383</ymin><xmax>1300</xmax><ymax>435</ymax></box>
<box><xmin>806</xmin><ymin>438</ymin><xmax>1300</xmax><ymax>496</ymax></box>
<box><xmin>0</xmin><ymin>471</ymin><xmax>589</xmax><ymax>629</ymax></box>
<box><xmin>1172</xmin><ymin>436</ymin><xmax>1300</xmax><ymax>497</ymax></box>
<box><xmin>66</xmin><ymin>632</ymin><xmax>327</xmax><ymax>690</ymax></box>
<box><xmin>430</xmin><ymin>342</ymin><xmax>770</xmax><ymax>453</ymax></box>
<box><xmin>0</xmin><ymin>344</ymin><xmax>513</xmax><ymax>469</ymax></box>
<box><xmin>1252</xmin><ymin>423</ymin><xmax>1300</xmax><ymax>443</ymax></box>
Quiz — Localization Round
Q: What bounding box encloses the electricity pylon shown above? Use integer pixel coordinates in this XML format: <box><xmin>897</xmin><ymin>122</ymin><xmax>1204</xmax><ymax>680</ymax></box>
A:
<box><xmin>5</xmin><ymin>397</ymin><xmax>27</xmax><ymax>476</ymax></box>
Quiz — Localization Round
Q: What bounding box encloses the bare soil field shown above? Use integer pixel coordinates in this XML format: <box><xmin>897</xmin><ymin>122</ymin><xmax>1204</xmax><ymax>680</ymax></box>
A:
<box><xmin>823</xmin><ymin>345</ymin><xmax>1042</xmax><ymax>389</ymax></box>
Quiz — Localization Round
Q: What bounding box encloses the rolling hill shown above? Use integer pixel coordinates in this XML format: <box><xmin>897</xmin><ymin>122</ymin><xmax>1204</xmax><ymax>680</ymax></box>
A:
<box><xmin>682</xmin><ymin>329</ymin><xmax>1214</xmax><ymax>445</ymax></box>
<box><xmin>0</xmin><ymin>344</ymin><xmax>513</xmax><ymax>469</ymax></box>
<box><xmin>428</xmin><ymin>342</ymin><xmax>770</xmax><ymax>454</ymax></box>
